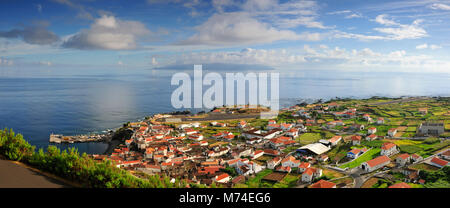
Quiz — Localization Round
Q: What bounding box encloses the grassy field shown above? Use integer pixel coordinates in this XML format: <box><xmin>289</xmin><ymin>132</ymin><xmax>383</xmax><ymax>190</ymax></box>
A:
<box><xmin>339</xmin><ymin>148</ymin><xmax>381</xmax><ymax>169</ymax></box>
<box><xmin>272</xmin><ymin>173</ymin><xmax>300</xmax><ymax>188</ymax></box>
<box><xmin>245</xmin><ymin>169</ymin><xmax>273</xmax><ymax>188</ymax></box>
<box><xmin>297</xmin><ymin>133</ymin><xmax>323</xmax><ymax>145</ymax></box>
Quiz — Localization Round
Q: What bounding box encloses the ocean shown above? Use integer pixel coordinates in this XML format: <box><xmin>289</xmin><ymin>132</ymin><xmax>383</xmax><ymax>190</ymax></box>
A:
<box><xmin>0</xmin><ymin>68</ymin><xmax>449</xmax><ymax>154</ymax></box>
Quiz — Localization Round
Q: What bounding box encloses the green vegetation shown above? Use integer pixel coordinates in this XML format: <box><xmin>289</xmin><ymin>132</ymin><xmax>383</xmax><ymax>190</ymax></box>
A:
<box><xmin>0</xmin><ymin>128</ymin><xmax>189</xmax><ymax>188</ymax></box>
<box><xmin>420</xmin><ymin>166</ymin><xmax>450</xmax><ymax>188</ymax></box>
<box><xmin>339</xmin><ymin>148</ymin><xmax>381</xmax><ymax>169</ymax></box>
<box><xmin>297</xmin><ymin>133</ymin><xmax>322</xmax><ymax>145</ymax></box>
<box><xmin>272</xmin><ymin>174</ymin><xmax>299</xmax><ymax>188</ymax></box>
<box><xmin>246</xmin><ymin>169</ymin><xmax>273</xmax><ymax>188</ymax></box>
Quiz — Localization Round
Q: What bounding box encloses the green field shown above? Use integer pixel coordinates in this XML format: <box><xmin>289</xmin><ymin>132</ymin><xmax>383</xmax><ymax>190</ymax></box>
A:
<box><xmin>297</xmin><ymin>133</ymin><xmax>323</xmax><ymax>145</ymax></box>
<box><xmin>339</xmin><ymin>148</ymin><xmax>381</xmax><ymax>169</ymax></box>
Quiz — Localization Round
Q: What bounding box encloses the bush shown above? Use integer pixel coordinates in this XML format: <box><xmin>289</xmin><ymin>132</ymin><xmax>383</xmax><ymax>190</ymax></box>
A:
<box><xmin>424</xmin><ymin>137</ymin><xmax>439</xmax><ymax>144</ymax></box>
<box><xmin>0</xmin><ymin>128</ymin><xmax>35</xmax><ymax>161</ymax></box>
<box><xmin>399</xmin><ymin>145</ymin><xmax>423</xmax><ymax>154</ymax></box>
<box><xmin>0</xmin><ymin>128</ymin><xmax>190</xmax><ymax>188</ymax></box>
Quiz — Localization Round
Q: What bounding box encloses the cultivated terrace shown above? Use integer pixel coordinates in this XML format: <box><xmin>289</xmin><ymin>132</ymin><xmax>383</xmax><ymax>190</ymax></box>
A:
<box><xmin>93</xmin><ymin>96</ymin><xmax>450</xmax><ymax>188</ymax></box>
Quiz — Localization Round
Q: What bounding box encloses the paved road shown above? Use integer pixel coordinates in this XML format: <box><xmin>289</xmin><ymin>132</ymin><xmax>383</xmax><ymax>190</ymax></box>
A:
<box><xmin>0</xmin><ymin>159</ymin><xmax>70</xmax><ymax>188</ymax></box>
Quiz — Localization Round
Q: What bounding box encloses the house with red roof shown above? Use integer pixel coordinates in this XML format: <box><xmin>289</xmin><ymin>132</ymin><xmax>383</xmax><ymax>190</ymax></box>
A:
<box><xmin>360</xmin><ymin>155</ymin><xmax>391</xmax><ymax>172</ymax></box>
<box><xmin>388</xmin><ymin>128</ymin><xmax>397</xmax><ymax>137</ymax></box>
<box><xmin>368</xmin><ymin>127</ymin><xmax>377</xmax><ymax>134</ymax></box>
<box><xmin>377</xmin><ymin>117</ymin><xmax>385</xmax><ymax>124</ymax></box>
<box><xmin>411</xmin><ymin>153</ymin><xmax>423</xmax><ymax>163</ymax></box>
<box><xmin>214</xmin><ymin>173</ymin><xmax>230</xmax><ymax>183</ymax></box>
<box><xmin>328</xmin><ymin>136</ymin><xmax>342</xmax><ymax>146</ymax></box>
<box><xmin>298</xmin><ymin>162</ymin><xmax>311</xmax><ymax>173</ymax></box>
<box><xmin>396</xmin><ymin>153</ymin><xmax>411</xmax><ymax>166</ymax></box>
<box><xmin>286</xmin><ymin>128</ymin><xmax>299</xmax><ymax>137</ymax></box>
<box><xmin>347</xmin><ymin>148</ymin><xmax>367</xmax><ymax>159</ymax></box>
<box><xmin>301</xmin><ymin>167</ymin><xmax>322</xmax><ymax>183</ymax></box>
<box><xmin>381</xmin><ymin>142</ymin><xmax>398</xmax><ymax>156</ymax></box>
<box><xmin>281</xmin><ymin>156</ymin><xmax>300</xmax><ymax>168</ymax></box>
<box><xmin>366</xmin><ymin>134</ymin><xmax>377</xmax><ymax>141</ymax></box>
<box><xmin>267</xmin><ymin>123</ymin><xmax>281</xmax><ymax>130</ymax></box>
<box><xmin>267</xmin><ymin>157</ymin><xmax>282</xmax><ymax>169</ymax></box>
<box><xmin>252</xmin><ymin>150</ymin><xmax>264</xmax><ymax>159</ymax></box>
<box><xmin>238</xmin><ymin>120</ymin><xmax>247</xmax><ymax>129</ymax></box>
<box><xmin>310</xmin><ymin>179</ymin><xmax>336</xmax><ymax>188</ymax></box>
<box><xmin>268</xmin><ymin>120</ymin><xmax>277</xmax><ymax>125</ymax></box>
<box><xmin>363</xmin><ymin>114</ymin><xmax>371</xmax><ymax>121</ymax></box>
<box><xmin>351</xmin><ymin>135</ymin><xmax>362</xmax><ymax>145</ymax></box>
<box><xmin>276</xmin><ymin>165</ymin><xmax>292</xmax><ymax>173</ymax></box>
<box><xmin>430</xmin><ymin>157</ymin><xmax>448</xmax><ymax>168</ymax></box>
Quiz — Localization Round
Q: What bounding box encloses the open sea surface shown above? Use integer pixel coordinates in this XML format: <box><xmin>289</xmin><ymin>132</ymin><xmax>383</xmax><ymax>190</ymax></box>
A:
<box><xmin>0</xmin><ymin>69</ymin><xmax>448</xmax><ymax>154</ymax></box>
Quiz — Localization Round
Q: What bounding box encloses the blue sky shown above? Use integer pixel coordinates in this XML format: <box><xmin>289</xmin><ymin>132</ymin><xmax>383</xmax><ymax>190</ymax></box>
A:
<box><xmin>1</xmin><ymin>0</ymin><xmax>450</xmax><ymax>73</ymax></box>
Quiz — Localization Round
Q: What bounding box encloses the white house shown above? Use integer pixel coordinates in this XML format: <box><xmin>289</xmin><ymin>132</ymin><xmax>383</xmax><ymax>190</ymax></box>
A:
<box><xmin>281</xmin><ymin>156</ymin><xmax>300</xmax><ymax>168</ymax></box>
<box><xmin>351</xmin><ymin>135</ymin><xmax>362</xmax><ymax>145</ymax></box>
<box><xmin>377</xmin><ymin>117</ymin><xmax>385</xmax><ymax>124</ymax></box>
<box><xmin>396</xmin><ymin>153</ymin><xmax>411</xmax><ymax>166</ymax></box>
<box><xmin>328</xmin><ymin>136</ymin><xmax>342</xmax><ymax>146</ymax></box>
<box><xmin>347</xmin><ymin>148</ymin><xmax>367</xmax><ymax>159</ymax></box>
<box><xmin>381</xmin><ymin>142</ymin><xmax>398</xmax><ymax>156</ymax></box>
<box><xmin>388</xmin><ymin>128</ymin><xmax>397</xmax><ymax>137</ymax></box>
<box><xmin>301</xmin><ymin>168</ymin><xmax>322</xmax><ymax>183</ymax></box>
<box><xmin>267</xmin><ymin>157</ymin><xmax>282</xmax><ymax>169</ymax></box>
<box><xmin>368</xmin><ymin>127</ymin><xmax>377</xmax><ymax>134</ymax></box>
<box><xmin>252</xmin><ymin>150</ymin><xmax>264</xmax><ymax>159</ymax></box>
<box><xmin>360</xmin><ymin>155</ymin><xmax>391</xmax><ymax>172</ymax></box>
<box><xmin>286</xmin><ymin>128</ymin><xmax>299</xmax><ymax>137</ymax></box>
<box><xmin>214</xmin><ymin>173</ymin><xmax>230</xmax><ymax>183</ymax></box>
<box><xmin>366</xmin><ymin>134</ymin><xmax>377</xmax><ymax>141</ymax></box>
<box><xmin>298</xmin><ymin>162</ymin><xmax>311</xmax><ymax>173</ymax></box>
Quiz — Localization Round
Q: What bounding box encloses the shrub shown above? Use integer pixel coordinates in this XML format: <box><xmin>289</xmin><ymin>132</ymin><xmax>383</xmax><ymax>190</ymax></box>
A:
<box><xmin>424</xmin><ymin>137</ymin><xmax>439</xmax><ymax>144</ymax></box>
<box><xmin>0</xmin><ymin>128</ymin><xmax>190</xmax><ymax>188</ymax></box>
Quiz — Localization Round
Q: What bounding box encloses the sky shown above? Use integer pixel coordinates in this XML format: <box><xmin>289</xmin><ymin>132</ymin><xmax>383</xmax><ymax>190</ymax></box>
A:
<box><xmin>1</xmin><ymin>0</ymin><xmax>450</xmax><ymax>74</ymax></box>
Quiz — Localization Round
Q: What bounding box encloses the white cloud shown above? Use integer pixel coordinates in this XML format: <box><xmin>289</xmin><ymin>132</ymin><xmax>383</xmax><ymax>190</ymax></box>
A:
<box><xmin>63</xmin><ymin>15</ymin><xmax>152</xmax><ymax>50</ymax></box>
<box><xmin>335</xmin><ymin>15</ymin><xmax>427</xmax><ymax>41</ymax></box>
<box><xmin>429</xmin><ymin>3</ymin><xmax>450</xmax><ymax>11</ymax></box>
<box><xmin>416</xmin><ymin>43</ymin><xmax>428</xmax><ymax>49</ymax></box>
<box><xmin>345</xmin><ymin>13</ymin><xmax>362</xmax><ymax>19</ymax></box>
<box><xmin>374</xmin><ymin>14</ymin><xmax>399</xmax><ymax>26</ymax></box>
<box><xmin>178</xmin><ymin>12</ymin><xmax>300</xmax><ymax>46</ymax></box>
<box><xmin>170</xmin><ymin>47</ymin><xmax>306</xmax><ymax>67</ymax></box>
<box><xmin>430</xmin><ymin>44</ymin><xmax>442</xmax><ymax>49</ymax></box>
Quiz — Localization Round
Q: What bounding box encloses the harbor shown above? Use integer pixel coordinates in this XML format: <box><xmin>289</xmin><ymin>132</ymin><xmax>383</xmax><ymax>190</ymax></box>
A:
<box><xmin>49</xmin><ymin>132</ymin><xmax>113</xmax><ymax>144</ymax></box>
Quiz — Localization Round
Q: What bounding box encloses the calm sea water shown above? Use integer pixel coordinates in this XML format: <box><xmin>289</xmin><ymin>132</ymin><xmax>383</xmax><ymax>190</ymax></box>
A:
<box><xmin>0</xmin><ymin>68</ymin><xmax>448</xmax><ymax>154</ymax></box>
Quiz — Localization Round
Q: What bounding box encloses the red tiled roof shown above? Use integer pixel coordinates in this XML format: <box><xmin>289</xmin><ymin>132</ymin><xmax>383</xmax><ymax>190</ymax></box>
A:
<box><xmin>298</xmin><ymin>162</ymin><xmax>310</xmax><ymax>169</ymax></box>
<box><xmin>431</xmin><ymin>157</ymin><xmax>448</xmax><ymax>167</ymax></box>
<box><xmin>397</xmin><ymin>153</ymin><xmax>410</xmax><ymax>160</ymax></box>
<box><xmin>381</xmin><ymin>142</ymin><xmax>396</xmax><ymax>150</ymax></box>
<box><xmin>216</xmin><ymin>173</ymin><xmax>230</xmax><ymax>182</ymax></box>
<box><xmin>352</xmin><ymin>135</ymin><xmax>362</xmax><ymax>141</ymax></box>
<box><xmin>303</xmin><ymin>168</ymin><xmax>314</xmax><ymax>176</ymax></box>
<box><xmin>310</xmin><ymin>180</ymin><xmax>336</xmax><ymax>188</ymax></box>
<box><xmin>366</xmin><ymin>155</ymin><xmax>390</xmax><ymax>168</ymax></box>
